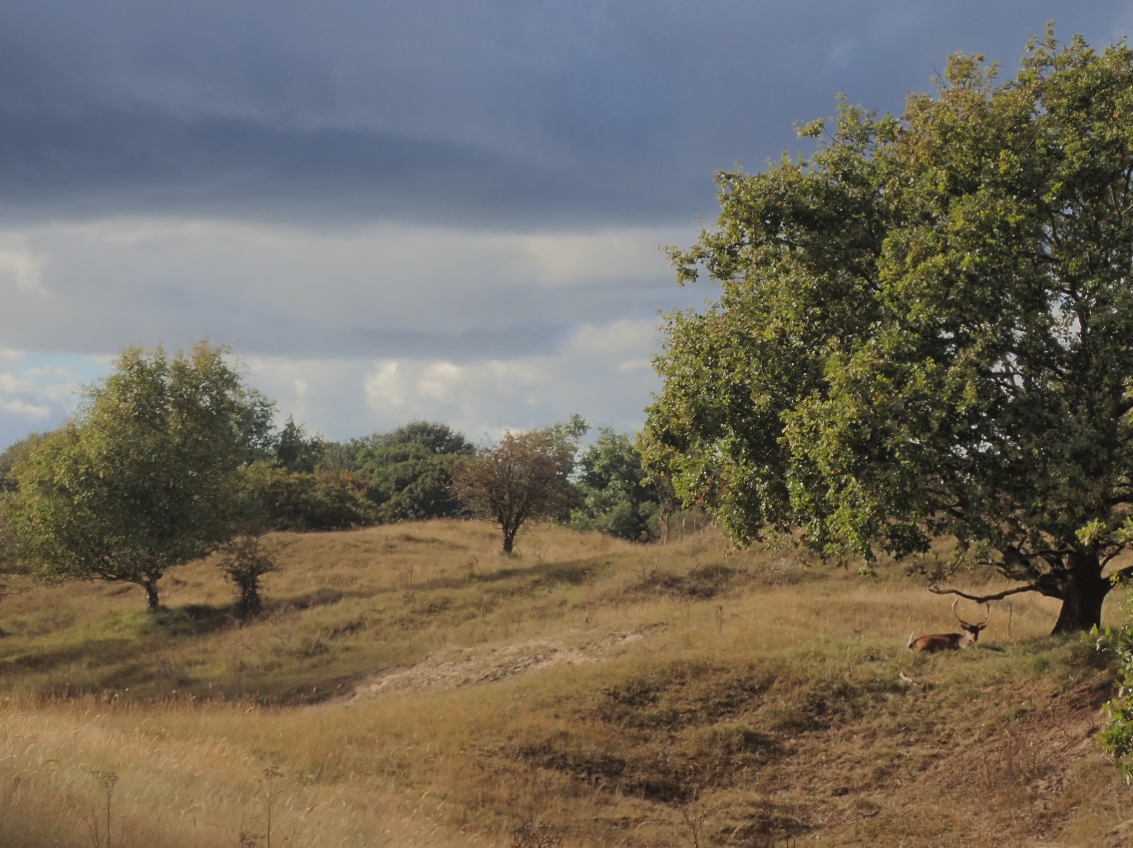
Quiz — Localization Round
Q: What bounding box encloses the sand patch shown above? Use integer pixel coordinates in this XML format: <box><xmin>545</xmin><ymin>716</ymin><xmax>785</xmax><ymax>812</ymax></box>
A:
<box><xmin>347</xmin><ymin>627</ymin><xmax>650</xmax><ymax>701</ymax></box>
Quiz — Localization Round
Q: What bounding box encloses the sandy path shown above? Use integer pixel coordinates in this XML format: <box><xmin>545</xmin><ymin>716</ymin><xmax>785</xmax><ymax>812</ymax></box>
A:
<box><xmin>346</xmin><ymin>627</ymin><xmax>650</xmax><ymax>701</ymax></box>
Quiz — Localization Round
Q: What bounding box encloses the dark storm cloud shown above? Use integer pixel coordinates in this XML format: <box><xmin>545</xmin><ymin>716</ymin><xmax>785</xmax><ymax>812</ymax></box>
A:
<box><xmin>0</xmin><ymin>0</ymin><xmax>1126</xmax><ymax>229</ymax></box>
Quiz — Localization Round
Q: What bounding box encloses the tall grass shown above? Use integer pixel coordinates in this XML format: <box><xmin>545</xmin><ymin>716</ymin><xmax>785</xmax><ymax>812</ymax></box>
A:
<box><xmin>0</xmin><ymin>520</ymin><xmax>1128</xmax><ymax>846</ymax></box>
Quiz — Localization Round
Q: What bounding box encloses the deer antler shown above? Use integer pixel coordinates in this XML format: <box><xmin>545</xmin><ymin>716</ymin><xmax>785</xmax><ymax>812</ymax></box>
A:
<box><xmin>953</xmin><ymin>598</ymin><xmax>990</xmax><ymax>627</ymax></box>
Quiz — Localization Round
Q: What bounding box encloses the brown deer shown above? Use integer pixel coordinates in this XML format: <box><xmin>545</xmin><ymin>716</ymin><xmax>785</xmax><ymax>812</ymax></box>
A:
<box><xmin>907</xmin><ymin>600</ymin><xmax>990</xmax><ymax>653</ymax></box>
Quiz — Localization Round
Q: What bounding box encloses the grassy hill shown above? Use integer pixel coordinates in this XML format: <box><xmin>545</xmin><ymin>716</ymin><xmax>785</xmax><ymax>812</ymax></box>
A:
<box><xmin>0</xmin><ymin>520</ymin><xmax>1128</xmax><ymax>847</ymax></box>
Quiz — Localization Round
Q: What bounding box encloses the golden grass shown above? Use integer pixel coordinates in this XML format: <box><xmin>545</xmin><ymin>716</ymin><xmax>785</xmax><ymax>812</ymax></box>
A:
<box><xmin>1</xmin><ymin>520</ymin><xmax>1131</xmax><ymax>847</ymax></box>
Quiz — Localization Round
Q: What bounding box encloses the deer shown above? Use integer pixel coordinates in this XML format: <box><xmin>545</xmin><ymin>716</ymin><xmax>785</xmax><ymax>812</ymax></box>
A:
<box><xmin>907</xmin><ymin>599</ymin><xmax>990</xmax><ymax>653</ymax></box>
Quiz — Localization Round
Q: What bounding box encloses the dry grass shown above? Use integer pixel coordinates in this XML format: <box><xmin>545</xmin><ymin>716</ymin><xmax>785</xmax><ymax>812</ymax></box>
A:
<box><xmin>1</xmin><ymin>519</ymin><xmax>1131</xmax><ymax>847</ymax></box>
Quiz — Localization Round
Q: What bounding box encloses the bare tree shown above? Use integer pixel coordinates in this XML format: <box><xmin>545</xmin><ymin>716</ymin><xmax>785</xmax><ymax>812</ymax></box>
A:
<box><xmin>451</xmin><ymin>430</ymin><xmax>575</xmax><ymax>554</ymax></box>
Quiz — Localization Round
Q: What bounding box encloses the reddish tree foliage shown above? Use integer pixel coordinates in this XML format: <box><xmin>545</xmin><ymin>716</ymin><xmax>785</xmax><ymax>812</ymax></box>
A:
<box><xmin>450</xmin><ymin>430</ymin><xmax>574</xmax><ymax>554</ymax></box>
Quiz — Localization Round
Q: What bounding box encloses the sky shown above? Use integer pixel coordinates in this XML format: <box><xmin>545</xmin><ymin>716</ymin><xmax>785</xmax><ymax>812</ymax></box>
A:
<box><xmin>1</xmin><ymin>1</ymin><xmax>1131</xmax><ymax>448</ymax></box>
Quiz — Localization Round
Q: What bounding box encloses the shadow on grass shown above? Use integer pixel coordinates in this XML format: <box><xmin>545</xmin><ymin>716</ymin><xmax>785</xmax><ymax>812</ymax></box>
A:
<box><xmin>263</xmin><ymin>587</ymin><xmax>377</xmax><ymax>614</ymax></box>
<box><xmin>140</xmin><ymin>603</ymin><xmax>232</xmax><ymax>637</ymax></box>
<box><xmin>626</xmin><ymin>562</ymin><xmax>742</xmax><ymax>600</ymax></box>
<box><xmin>409</xmin><ymin>556</ymin><xmax>610</xmax><ymax>595</ymax></box>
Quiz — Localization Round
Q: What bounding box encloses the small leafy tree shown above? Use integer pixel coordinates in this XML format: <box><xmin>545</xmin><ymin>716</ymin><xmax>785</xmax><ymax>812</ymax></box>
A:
<box><xmin>451</xmin><ymin>428</ymin><xmax>577</xmax><ymax>554</ymax></box>
<box><xmin>1</xmin><ymin>342</ymin><xmax>273</xmax><ymax>609</ymax></box>
<box><xmin>216</xmin><ymin>531</ymin><xmax>286</xmax><ymax>619</ymax></box>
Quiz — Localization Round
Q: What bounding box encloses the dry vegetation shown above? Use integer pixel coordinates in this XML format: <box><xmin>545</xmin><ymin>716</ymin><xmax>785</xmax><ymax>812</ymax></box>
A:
<box><xmin>0</xmin><ymin>520</ymin><xmax>1130</xmax><ymax>847</ymax></box>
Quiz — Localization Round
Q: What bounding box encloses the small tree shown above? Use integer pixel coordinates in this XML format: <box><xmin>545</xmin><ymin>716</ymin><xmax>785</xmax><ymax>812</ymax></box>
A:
<box><xmin>273</xmin><ymin>417</ymin><xmax>326</xmax><ymax>474</ymax></box>
<box><xmin>1</xmin><ymin>342</ymin><xmax>272</xmax><ymax>609</ymax></box>
<box><xmin>216</xmin><ymin>531</ymin><xmax>285</xmax><ymax>619</ymax></box>
<box><xmin>451</xmin><ymin>429</ymin><xmax>576</xmax><ymax>554</ymax></box>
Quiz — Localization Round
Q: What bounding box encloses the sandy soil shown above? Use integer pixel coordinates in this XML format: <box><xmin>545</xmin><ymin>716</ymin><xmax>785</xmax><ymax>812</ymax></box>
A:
<box><xmin>346</xmin><ymin>626</ymin><xmax>651</xmax><ymax>701</ymax></box>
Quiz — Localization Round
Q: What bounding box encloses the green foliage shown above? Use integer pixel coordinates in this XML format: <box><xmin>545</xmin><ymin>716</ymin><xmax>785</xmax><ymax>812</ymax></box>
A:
<box><xmin>312</xmin><ymin>440</ymin><xmax>358</xmax><ymax>474</ymax></box>
<box><xmin>216</xmin><ymin>532</ymin><xmax>287</xmax><ymax>619</ymax></box>
<box><xmin>642</xmin><ymin>30</ymin><xmax>1133</xmax><ymax>631</ymax></box>
<box><xmin>0</xmin><ymin>342</ymin><xmax>271</xmax><ymax>609</ymax></box>
<box><xmin>248</xmin><ymin>420</ymin><xmax>472</xmax><ymax>529</ymax></box>
<box><xmin>570</xmin><ymin>428</ymin><xmax>660</xmax><ymax>542</ymax></box>
<box><xmin>353</xmin><ymin>421</ymin><xmax>472</xmax><ymax>522</ymax></box>
<box><xmin>0</xmin><ymin>435</ymin><xmax>44</xmax><ymax>590</ymax></box>
<box><xmin>240</xmin><ymin>464</ymin><xmax>377</xmax><ymax>532</ymax></box>
<box><xmin>544</xmin><ymin>413</ymin><xmax>590</xmax><ymax>455</ymax></box>
<box><xmin>273</xmin><ymin>416</ymin><xmax>326</xmax><ymax>474</ymax></box>
<box><xmin>0</xmin><ymin>433</ymin><xmax>45</xmax><ymax>494</ymax></box>
<box><xmin>359</xmin><ymin>443</ymin><xmax>467</xmax><ymax>522</ymax></box>
<box><xmin>378</xmin><ymin>420</ymin><xmax>472</xmax><ymax>456</ymax></box>
<box><xmin>1095</xmin><ymin>586</ymin><xmax>1133</xmax><ymax>780</ymax></box>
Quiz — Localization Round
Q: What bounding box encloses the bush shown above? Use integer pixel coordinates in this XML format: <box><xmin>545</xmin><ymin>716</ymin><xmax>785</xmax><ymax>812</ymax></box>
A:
<box><xmin>241</xmin><ymin>464</ymin><xmax>377</xmax><ymax>532</ymax></box>
<box><xmin>216</xmin><ymin>532</ymin><xmax>286</xmax><ymax>619</ymax></box>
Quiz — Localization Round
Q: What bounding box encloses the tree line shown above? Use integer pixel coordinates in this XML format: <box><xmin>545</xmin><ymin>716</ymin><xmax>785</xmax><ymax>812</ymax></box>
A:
<box><xmin>0</xmin><ymin>342</ymin><xmax>689</xmax><ymax>616</ymax></box>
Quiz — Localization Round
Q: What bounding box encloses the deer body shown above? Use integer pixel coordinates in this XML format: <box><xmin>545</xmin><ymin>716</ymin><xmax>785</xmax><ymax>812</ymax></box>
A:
<box><xmin>907</xmin><ymin>600</ymin><xmax>989</xmax><ymax>653</ymax></box>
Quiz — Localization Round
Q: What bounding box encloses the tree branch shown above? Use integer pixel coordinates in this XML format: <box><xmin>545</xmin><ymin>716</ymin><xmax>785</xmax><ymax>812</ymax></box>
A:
<box><xmin>929</xmin><ymin>584</ymin><xmax>1040</xmax><ymax>603</ymax></box>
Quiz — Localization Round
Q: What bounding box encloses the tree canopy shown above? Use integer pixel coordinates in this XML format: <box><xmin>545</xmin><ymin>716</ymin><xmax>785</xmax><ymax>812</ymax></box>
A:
<box><xmin>353</xmin><ymin>421</ymin><xmax>473</xmax><ymax>522</ymax></box>
<box><xmin>273</xmin><ymin>416</ymin><xmax>326</xmax><ymax>474</ymax></box>
<box><xmin>570</xmin><ymin>428</ymin><xmax>660</xmax><ymax>541</ymax></box>
<box><xmin>451</xmin><ymin>420</ymin><xmax>585</xmax><ymax>554</ymax></box>
<box><xmin>641</xmin><ymin>31</ymin><xmax>1133</xmax><ymax>632</ymax></box>
<box><xmin>1</xmin><ymin>342</ymin><xmax>273</xmax><ymax>609</ymax></box>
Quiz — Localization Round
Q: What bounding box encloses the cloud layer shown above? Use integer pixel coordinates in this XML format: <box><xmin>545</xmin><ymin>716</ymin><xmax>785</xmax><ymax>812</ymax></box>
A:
<box><xmin>1</xmin><ymin>1</ymin><xmax>1130</xmax><ymax>447</ymax></box>
<box><xmin>1</xmin><ymin>2</ymin><xmax>1125</xmax><ymax>227</ymax></box>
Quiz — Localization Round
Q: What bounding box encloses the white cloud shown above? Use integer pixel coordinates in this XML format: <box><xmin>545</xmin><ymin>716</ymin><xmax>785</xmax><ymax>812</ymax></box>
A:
<box><xmin>238</xmin><ymin>318</ymin><xmax>664</xmax><ymax>442</ymax></box>
<box><xmin>0</xmin><ymin>245</ymin><xmax>48</xmax><ymax>294</ymax></box>
<box><xmin>364</xmin><ymin>363</ymin><xmax>408</xmax><ymax>410</ymax></box>
<box><xmin>417</xmin><ymin>362</ymin><xmax>461</xmax><ymax>402</ymax></box>
<box><xmin>507</xmin><ymin>230</ymin><xmax>678</xmax><ymax>288</ymax></box>
<box><xmin>1</xmin><ymin>399</ymin><xmax>50</xmax><ymax>420</ymax></box>
<box><xmin>0</xmin><ymin>352</ymin><xmax>105</xmax><ymax>446</ymax></box>
<box><xmin>0</xmin><ymin>218</ymin><xmax>692</xmax><ymax>357</ymax></box>
<box><xmin>565</xmin><ymin>319</ymin><xmax>658</xmax><ymax>363</ymax></box>
<box><xmin>0</xmin><ymin>216</ymin><xmax>690</xmax><ymax>446</ymax></box>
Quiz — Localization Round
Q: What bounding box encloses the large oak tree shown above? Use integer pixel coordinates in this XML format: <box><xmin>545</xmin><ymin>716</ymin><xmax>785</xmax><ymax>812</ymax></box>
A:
<box><xmin>641</xmin><ymin>31</ymin><xmax>1133</xmax><ymax>633</ymax></box>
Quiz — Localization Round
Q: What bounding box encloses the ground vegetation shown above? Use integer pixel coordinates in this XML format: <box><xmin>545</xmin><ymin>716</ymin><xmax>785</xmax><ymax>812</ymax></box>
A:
<box><xmin>0</xmin><ymin>521</ymin><xmax>1126</xmax><ymax>847</ymax></box>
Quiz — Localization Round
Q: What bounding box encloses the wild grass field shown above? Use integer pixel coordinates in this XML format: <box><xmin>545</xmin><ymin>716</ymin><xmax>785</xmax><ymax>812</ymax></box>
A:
<box><xmin>0</xmin><ymin>520</ymin><xmax>1129</xmax><ymax>847</ymax></box>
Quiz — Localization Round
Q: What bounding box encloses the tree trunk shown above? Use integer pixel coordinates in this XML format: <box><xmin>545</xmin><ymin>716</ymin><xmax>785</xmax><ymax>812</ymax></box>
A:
<box><xmin>1051</xmin><ymin>551</ymin><xmax>1109</xmax><ymax>634</ymax></box>
<box><xmin>144</xmin><ymin>577</ymin><xmax>160</xmax><ymax>610</ymax></box>
<box><xmin>502</xmin><ymin>530</ymin><xmax>515</xmax><ymax>555</ymax></box>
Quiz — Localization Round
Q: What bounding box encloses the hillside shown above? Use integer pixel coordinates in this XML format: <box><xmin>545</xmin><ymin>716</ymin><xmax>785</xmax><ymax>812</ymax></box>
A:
<box><xmin>0</xmin><ymin>520</ymin><xmax>1129</xmax><ymax>847</ymax></box>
